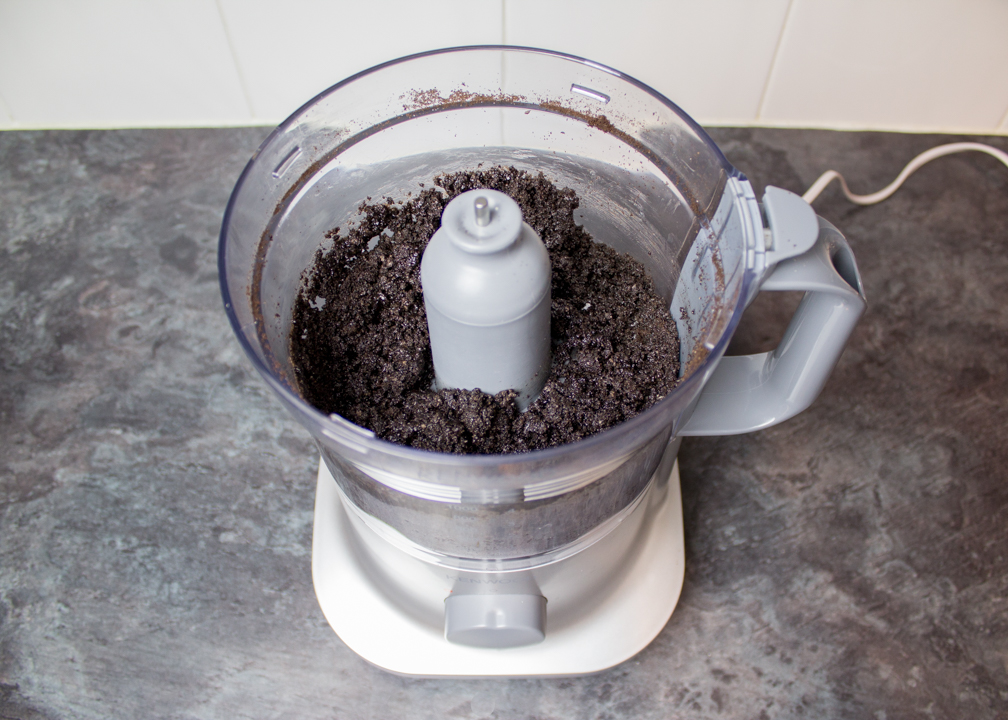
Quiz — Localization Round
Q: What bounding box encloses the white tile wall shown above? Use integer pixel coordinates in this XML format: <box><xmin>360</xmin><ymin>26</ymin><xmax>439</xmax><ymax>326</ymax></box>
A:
<box><xmin>217</xmin><ymin>0</ymin><xmax>503</xmax><ymax>123</ymax></box>
<box><xmin>759</xmin><ymin>0</ymin><xmax>1008</xmax><ymax>132</ymax></box>
<box><xmin>0</xmin><ymin>0</ymin><xmax>251</xmax><ymax>128</ymax></box>
<box><xmin>0</xmin><ymin>91</ymin><xmax>13</xmax><ymax>129</ymax></box>
<box><xmin>0</xmin><ymin>0</ymin><xmax>1007</xmax><ymax>134</ymax></box>
<box><xmin>503</xmin><ymin>0</ymin><xmax>791</xmax><ymax>125</ymax></box>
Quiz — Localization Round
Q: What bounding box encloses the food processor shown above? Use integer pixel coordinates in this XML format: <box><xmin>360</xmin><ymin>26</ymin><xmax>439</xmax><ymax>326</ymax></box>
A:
<box><xmin>218</xmin><ymin>46</ymin><xmax>866</xmax><ymax>677</ymax></box>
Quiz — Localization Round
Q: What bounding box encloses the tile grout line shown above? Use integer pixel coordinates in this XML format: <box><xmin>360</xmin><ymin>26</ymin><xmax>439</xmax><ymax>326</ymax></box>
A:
<box><xmin>756</xmin><ymin>0</ymin><xmax>797</xmax><ymax>122</ymax></box>
<box><xmin>501</xmin><ymin>0</ymin><xmax>507</xmax><ymax>45</ymax></box>
<box><xmin>214</xmin><ymin>0</ymin><xmax>256</xmax><ymax>120</ymax></box>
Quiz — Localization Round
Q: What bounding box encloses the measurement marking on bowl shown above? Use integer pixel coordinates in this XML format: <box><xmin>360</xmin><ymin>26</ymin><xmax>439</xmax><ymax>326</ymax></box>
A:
<box><xmin>699</xmin><ymin>294</ymin><xmax>715</xmax><ymax>323</ymax></box>
<box><xmin>692</xmin><ymin>242</ymin><xmax>711</xmax><ymax>280</ymax></box>
<box><xmin>272</xmin><ymin>146</ymin><xmax>302</xmax><ymax>179</ymax></box>
<box><xmin>724</xmin><ymin>254</ymin><xmax>742</xmax><ymax>287</ymax></box>
<box><xmin>570</xmin><ymin>84</ymin><xmax>610</xmax><ymax>104</ymax></box>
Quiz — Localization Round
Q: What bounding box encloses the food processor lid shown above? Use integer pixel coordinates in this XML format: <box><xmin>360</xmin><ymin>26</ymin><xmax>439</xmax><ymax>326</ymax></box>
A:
<box><xmin>218</xmin><ymin>45</ymin><xmax>754</xmax><ymax>472</ymax></box>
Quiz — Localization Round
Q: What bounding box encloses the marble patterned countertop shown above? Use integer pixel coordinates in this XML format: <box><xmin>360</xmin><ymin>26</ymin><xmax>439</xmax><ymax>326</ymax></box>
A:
<box><xmin>1</xmin><ymin>127</ymin><xmax>1006</xmax><ymax>719</ymax></box>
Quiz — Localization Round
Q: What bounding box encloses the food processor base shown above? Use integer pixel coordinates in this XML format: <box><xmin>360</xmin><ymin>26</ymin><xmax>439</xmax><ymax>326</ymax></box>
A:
<box><xmin>311</xmin><ymin>458</ymin><xmax>685</xmax><ymax>677</ymax></box>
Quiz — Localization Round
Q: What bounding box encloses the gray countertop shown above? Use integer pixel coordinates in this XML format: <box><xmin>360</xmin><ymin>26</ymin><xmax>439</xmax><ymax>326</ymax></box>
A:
<box><xmin>1</xmin><ymin>127</ymin><xmax>1006</xmax><ymax>719</ymax></box>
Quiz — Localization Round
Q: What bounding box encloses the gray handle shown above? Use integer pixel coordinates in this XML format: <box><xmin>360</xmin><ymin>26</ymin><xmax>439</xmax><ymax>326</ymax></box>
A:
<box><xmin>679</xmin><ymin>217</ymin><xmax>866</xmax><ymax>436</ymax></box>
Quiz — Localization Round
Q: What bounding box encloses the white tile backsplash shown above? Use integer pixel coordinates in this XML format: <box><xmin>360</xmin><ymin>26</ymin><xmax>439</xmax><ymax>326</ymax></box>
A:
<box><xmin>503</xmin><ymin>0</ymin><xmax>791</xmax><ymax>125</ymax></box>
<box><xmin>0</xmin><ymin>92</ymin><xmax>13</xmax><ymax>129</ymax></box>
<box><xmin>759</xmin><ymin>0</ymin><xmax>1008</xmax><ymax>132</ymax></box>
<box><xmin>217</xmin><ymin>0</ymin><xmax>504</xmax><ymax>123</ymax></box>
<box><xmin>1</xmin><ymin>0</ymin><xmax>1007</xmax><ymax>133</ymax></box>
<box><xmin>0</xmin><ymin>0</ymin><xmax>251</xmax><ymax>128</ymax></box>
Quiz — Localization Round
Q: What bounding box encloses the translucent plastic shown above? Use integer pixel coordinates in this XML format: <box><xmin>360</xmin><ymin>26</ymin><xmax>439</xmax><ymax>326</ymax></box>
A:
<box><xmin>219</xmin><ymin>47</ymin><xmax>761</xmax><ymax>567</ymax></box>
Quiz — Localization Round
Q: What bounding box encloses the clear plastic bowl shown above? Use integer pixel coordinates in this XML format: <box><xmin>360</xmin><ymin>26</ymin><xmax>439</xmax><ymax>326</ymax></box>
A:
<box><xmin>219</xmin><ymin>47</ymin><xmax>759</xmax><ymax>568</ymax></box>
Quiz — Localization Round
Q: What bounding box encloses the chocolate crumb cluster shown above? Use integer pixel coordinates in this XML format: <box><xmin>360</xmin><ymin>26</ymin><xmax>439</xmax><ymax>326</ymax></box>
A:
<box><xmin>290</xmin><ymin>167</ymin><xmax>680</xmax><ymax>454</ymax></box>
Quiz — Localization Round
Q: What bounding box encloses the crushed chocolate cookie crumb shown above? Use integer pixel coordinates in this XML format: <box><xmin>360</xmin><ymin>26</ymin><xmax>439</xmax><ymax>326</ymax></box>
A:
<box><xmin>289</xmin><ymin>167</ymin><xmax>680</xmax><ymax>454</ymax></box>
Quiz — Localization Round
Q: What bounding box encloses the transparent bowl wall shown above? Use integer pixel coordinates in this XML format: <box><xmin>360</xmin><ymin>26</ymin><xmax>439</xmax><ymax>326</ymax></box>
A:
<box><xmin>219</xmin><ymin>47</ymin><xmax>755</xmax><ymax>566</ymax></box>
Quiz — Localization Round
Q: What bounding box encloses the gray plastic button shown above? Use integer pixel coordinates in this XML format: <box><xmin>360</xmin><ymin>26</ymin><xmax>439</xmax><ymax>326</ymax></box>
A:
<box><xmin>444</xmin><ymin>593</ymin><xmax>547</xmax><ymax>648</ymax></box>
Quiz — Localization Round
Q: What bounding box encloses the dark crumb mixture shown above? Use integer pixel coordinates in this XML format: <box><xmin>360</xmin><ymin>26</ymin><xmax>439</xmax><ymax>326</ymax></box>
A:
<box><xmin>289</xmin><ymin>167</ymin><xmax>680</xmax><ymax>454</ymax></box>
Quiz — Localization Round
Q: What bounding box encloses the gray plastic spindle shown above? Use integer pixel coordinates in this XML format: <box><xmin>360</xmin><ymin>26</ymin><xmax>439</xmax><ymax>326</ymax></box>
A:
<box><xmin>421</xmin><ymin>189</ymin><xmax>551</xmax><ymax>410</ymax></box>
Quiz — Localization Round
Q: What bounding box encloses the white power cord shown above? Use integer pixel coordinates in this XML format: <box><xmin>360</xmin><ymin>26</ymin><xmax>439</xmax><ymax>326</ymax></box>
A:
<box><xmin>802</xmin><ymin>142</ymin><xmax>1008</xmax><ymax>205</ymax></box>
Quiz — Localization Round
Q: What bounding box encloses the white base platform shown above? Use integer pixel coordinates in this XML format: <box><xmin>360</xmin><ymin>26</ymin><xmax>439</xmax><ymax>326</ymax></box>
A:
<box><xmin>311</xmin><ymin>459</ymin><xmax>685</xmax><ymax>677</ymax></box>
